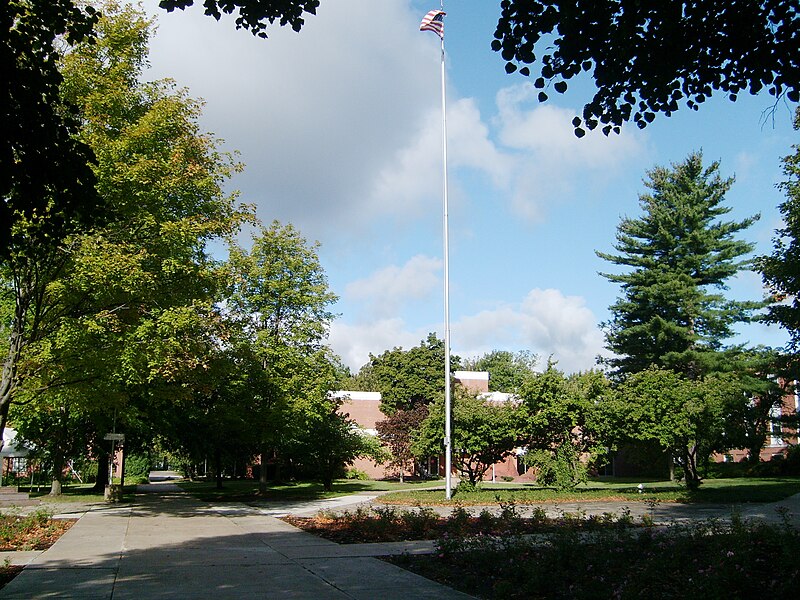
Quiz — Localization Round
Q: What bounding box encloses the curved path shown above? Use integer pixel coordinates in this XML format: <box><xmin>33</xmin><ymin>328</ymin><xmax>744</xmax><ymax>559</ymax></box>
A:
<box><xmin>0</xmin><ymin>483</ymin><xmax>473</xmax><ymax>600</ymax></box>
<box><xmin>3</xmin><ymin>483</ymin><xmax>799</xmax><ymax>599</ymax></box>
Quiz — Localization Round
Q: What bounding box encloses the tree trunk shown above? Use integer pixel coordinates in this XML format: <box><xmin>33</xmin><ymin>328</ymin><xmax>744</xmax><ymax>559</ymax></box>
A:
<box><xmin>215</xmin><ymin>446</ymin><xmax>223</xmax><ymax>490</ymax></box>
<box><xmin>0</xmin><ymin>292</ymin><xmax>27</xmax><ymax>453</ymax></box>
<box><xmin>259</xmin><ymin>447</ymin><xmax>269</xmax><ymax>494</ymax></box>
<box><xmin>92</xmin><ymin>452</ymin><xmax>109</xmax><ymax>493</ymax></box>
<box><xmin>50</xmin><ymin>453</ymin><xmax>64</xmax><ymax>496</ymax></box>
<box><xmin>683</xmin><ymin>448</ymin><xmax>702</xmax><ymax>490</ymax></box>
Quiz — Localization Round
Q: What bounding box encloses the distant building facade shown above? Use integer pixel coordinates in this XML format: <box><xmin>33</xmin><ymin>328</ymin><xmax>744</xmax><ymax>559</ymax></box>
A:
<box><xmin>336</xmin><ymin>371</ymin><xmax>530</xmax><ymax>481</ymax></box>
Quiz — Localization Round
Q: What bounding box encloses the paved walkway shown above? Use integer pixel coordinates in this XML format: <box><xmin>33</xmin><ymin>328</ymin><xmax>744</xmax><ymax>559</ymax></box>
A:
<box><xmin>0</xmin><ymin>484</ymin><xmax>472</xmax><ymax>600</ymax></box>
<box><xmin>3</xmin><ymin>484</ymin><xmax>800</xmax><ymax>599</ymax></box>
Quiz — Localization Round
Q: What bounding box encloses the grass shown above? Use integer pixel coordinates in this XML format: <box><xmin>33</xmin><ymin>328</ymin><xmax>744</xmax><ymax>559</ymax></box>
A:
<box><xmin>177</xmin><ymin>478</ymin><xmax>438</xmax><ymax>503</ymax></box>
<box><xmin>20</xmin><ymin>483</ymin><xmax>137</xmax><ymax>503</ymax></box>
<box><xmin>378</xmin><ymin>477</ymin><xmax>800</xmax><ymax>506</ymax></box>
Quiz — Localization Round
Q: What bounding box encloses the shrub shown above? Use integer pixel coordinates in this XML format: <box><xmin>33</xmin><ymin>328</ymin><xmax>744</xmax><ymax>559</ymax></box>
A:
<box><xmin>529</xmin><ymin>444</ymin><xmax>587</xmax><ymax>491</ymax></box>
<box><xmin>782</xmin><ymin>444</ymin><xmax>800</xmax><ymax>476</ymax></box>
<box><xmin>454</xmin><ymin>480</ymin><xmax>480</xmax><ymax>495</ymax></box>
<box><xmin>344</xmin><ymin>468</ymin><xmax>370</xmax><ymax>480</ymax></box>
<box><xmin>123</xmin><ymin>454</ymin><xmax>152</xmax><ymax>484</ymax></box>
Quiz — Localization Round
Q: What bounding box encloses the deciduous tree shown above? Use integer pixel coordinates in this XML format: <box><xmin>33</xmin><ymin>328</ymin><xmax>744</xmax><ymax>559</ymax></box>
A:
<box><xmin>413</xmin><ymin>385</ymin><xmax>524</xmax><ymax>486</ymax></box>
<box><xmin>375</xmin><ymin>404</ymin><xmax>429</xmax><ymax>482</ymax></box>
<box><xmin>493</xmin><ymin>1</ymin><xmax>800</xmax><ymax>136</ymax></box>
<box><xmin>462</xmin><ymin>349</ymin><xmax>538</xmax><ymax>393</ymax></box>
<box><xmin>2</xmin><ymin>0</ymin><xmax>101</xmax><ymax>257</ymax></box>
<box><xmin>357</xmin><ymin>333</ymin><xmax>460</xmax><ymax>415</ymax></box>
<box><xmin>610</xmin><ymin>367</ymin><xmax>726</xmax><ymax>489</ymax></box>
<box><xmin>520</xmin><ymin>364</ymin><xmax>609</xmax><ymax>489</ymax></box>
<box><xmin>227</xmin><ymin>221</ymin><xmax>338</xmax><ymax>492</ymax></box>
<box><xmin>3</xmin><ymin>2</ymin><xmax>245</xmax><ymax>479</ymax></box>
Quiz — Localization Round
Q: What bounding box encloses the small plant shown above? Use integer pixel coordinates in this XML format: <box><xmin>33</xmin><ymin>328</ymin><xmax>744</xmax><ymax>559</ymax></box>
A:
<box><xmin>123</xmin><ymin>454</ymin><xmax>152</xmax><ymax>484</ymax></box>
<box><xmin>344</xmin><ymin>468</ymin><xmax>369</xmax><ymax>480</ymax></box>
<box><xmin>445</xmin><ymin>504</ymin><xmax>472</xmax><ymax>536</ymax></box>
<box><xmin>528</xmin><ymin>444</ymin><xmax>587</xmax><ymax>491</ymax></box>
<box><xmin>454</xmin><ymin>480</ymin><xmax>480</xmax><ymax>495</ymax></box>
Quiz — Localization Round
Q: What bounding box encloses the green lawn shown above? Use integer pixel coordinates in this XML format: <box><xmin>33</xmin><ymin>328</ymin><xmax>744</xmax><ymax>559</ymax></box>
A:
<box><xmin>20</xmin><ymin>483</ymin><xmax>137</xmax><ymax>503</ymax></box>
<box><xmin>177</xmin><ymin>478</ymin><xmax>440</xmax><ymax>502</ymax></box>
<box><xmin>377</xmin><ymin>477</ymin><xmax>800</xmax><ymax>505</ymax></box>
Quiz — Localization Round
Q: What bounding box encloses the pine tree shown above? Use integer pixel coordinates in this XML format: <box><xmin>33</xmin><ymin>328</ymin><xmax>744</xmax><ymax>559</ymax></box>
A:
<box><xmin>759</xmin><ymin>109</ymin><xmax>800</xmax><ymax>350</ymax></box>
<box><xmin>598</xmin><ymin>152</ymin><xmax>760</xmax><ymax>378</ymax></box>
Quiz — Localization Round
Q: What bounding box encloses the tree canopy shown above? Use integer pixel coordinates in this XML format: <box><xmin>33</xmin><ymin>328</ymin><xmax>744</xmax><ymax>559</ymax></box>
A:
<box><xmin>462</xmin><ymin>350</ymin><xmax>538</xmax><ymax>393</ymax></box>
<box><xmin>159</xmin><ymin>0</ymin><xmax>319</xmax><ymax>37</ymax></box>
<box><xmin>759</xmin><ymin>108</ymin><xmax>800</xmax><ymax>351</ymax></box>
<box><xmin>598</xmin><ymin>152</ymin><xmax>760</xmax><ymax>378</ymax></box>
<box><xmin>493</xmin><ymin>0</ymin><xmax>800</xmax><ymax>136</ymax></box>
<box><xmin>351</xmin><ymin>333</ymin><xmax>460</xmax><ymax>415</ymax></box>
<box><xmin>413</xmin><ymin>385</ymin><xmax>524</xmax><ymax>486</ymax></box>
<box><xmin>2</xmin><ymin>0</ymin><xmax>101</xmax><ymax>258</ymax></box>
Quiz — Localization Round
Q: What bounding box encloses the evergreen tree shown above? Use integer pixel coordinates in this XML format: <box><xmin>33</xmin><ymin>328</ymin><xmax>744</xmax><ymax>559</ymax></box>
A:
<box><xmin>598</xmin><ymin>152</ymin><xmax>760</xmax><ymax>378</ymax></box>
<box><xmin>759</xmin><ymin>108</ymin><xmax>800</xmax><ymax>350</ymax></box>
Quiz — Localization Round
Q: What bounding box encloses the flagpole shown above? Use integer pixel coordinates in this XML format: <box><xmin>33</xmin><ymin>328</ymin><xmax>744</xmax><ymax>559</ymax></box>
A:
<box><xmin>438</xmin><ymin>4</ymin><xmax>452</xmax><ymax>501</ymax></box>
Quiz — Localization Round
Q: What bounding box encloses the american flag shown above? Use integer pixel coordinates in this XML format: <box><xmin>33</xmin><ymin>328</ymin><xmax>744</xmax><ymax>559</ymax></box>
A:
<box><xmin>420</xmin><ymin>10</ymin><xmax>445</xmax><ymax>39</ymax></box>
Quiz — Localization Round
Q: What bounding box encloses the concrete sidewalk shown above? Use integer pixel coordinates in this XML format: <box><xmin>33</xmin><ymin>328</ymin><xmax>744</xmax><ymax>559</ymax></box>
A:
<box><xmin>0</xmin><ymin>484</ymin><xmax>472</xmax><ymax>600</ymax></box>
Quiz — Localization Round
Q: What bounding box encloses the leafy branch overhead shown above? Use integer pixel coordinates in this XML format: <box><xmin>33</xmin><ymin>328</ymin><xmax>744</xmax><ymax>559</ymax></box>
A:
<box><xmin>493</xmin><ymin>0</ymin><xmax>800</xmax><ymax>136</ymax></box>
<box><xmin>159</xmin><ymin>0</ymin><xmax>320</xmax><ymax>37</ymax></box>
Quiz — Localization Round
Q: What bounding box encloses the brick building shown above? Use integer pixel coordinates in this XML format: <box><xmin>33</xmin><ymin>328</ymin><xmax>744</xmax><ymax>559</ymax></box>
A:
<box><xmin>336</xmin><ymin>371</ymin><xmax>528</xmax><ymax>481</ymax></box>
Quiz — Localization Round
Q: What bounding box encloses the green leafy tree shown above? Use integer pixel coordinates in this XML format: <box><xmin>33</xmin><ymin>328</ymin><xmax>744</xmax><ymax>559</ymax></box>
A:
<box><xmin>598</xmin><ymin>152</ymin><xmax>760</xmax><ymax>379</ymax></box>
<box><xmin>413</xmin><ymin>385</ymin><xmax>525</xmax><ymax>486</ymax></box>
<box><xmin>375</xmin><ymin>403</ymin><xmax>429</xmax><ymax>482</ymax></box>
<box><xmin>760</xmin><ymin>108</ymin><xmax>800</xmax><ymax>349</ymax></box>
<box><xmin>227</xmin><ymin>221</ymin><xmax>338</xmax><ymax>492</ymax></box>
<box><xmin>609</xmin><ymin>367</ymin><xmax>728</xmax><ymax>489</ymax></box>
<box><xmin>2</xmin><ymin>0</ymin><xmax>100</xmax><ymax>257</ymax></box>
<box><xmin>462</xmin><ymin>349</ymin><xmax>538</xmax><ymax>393</ymax></box>
<box><xmin>279</xmin><ymin>349</ymin><xmax>386</xmax><ymax>491</ymax></box>
<box><xmin>11</xmin><ymin>388</ymin><xmax>95</xmax><ymax>495</ymax></box>
<box><xmin>3</xmin><ymin>2</ymin><xmax>245</xmax><ymax>485</ymax></box>
<box><xmin>358</xmin><ymin>333</ymin><xmax>460</xmax><ymax>415</ymax></box>
<box><xmin>493</xmin><ymin>1</ymin><xmax>800</xmax><ymax>136</ymax></box>
<box><xmin>520</xmin><ymin>364</ymin><xmax>609</xmax><ymax>489</ymax></box>
<box><xmin>707</xmin><ymin>349</ymin><xmax>787</xmax><ymax>465</ymax></box>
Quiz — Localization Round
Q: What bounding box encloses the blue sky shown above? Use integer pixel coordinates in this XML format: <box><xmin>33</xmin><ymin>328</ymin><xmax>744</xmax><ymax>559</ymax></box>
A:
<box><xmin>142</xmin><ymin>0</ymin><xmax>797</xmax><ymax>373</ymax></box>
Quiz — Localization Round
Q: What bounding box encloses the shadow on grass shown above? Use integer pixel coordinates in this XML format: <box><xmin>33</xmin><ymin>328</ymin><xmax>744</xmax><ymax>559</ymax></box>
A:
<box><xmin>176</xmin><ymin>480</ymin><xmax>385</xmax><ymax>503</ymax></box>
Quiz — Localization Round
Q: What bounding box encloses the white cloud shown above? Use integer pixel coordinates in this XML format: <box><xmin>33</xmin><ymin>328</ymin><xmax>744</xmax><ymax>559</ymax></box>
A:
<box><xmin>145</xmin><ymin>0</ymin><xmax>441</xmax><ymax>243</ymax></box>
<box><xmin>345</xmin><ymin>255</ymin><xmax>442</xmax><ymax>319</ymax></box>
<box><xmin>453</xmin><ymin>288</ymin><xmax>607</xmax><ymax>373</ymax></box>
<box><xmin>328</xmin><ymin>319</ymin><xmax>432</xmax><ymax>372</ymax></box>
<box><xmin>370</xmin><ymin>97</ymin><xmax>513</xmax><ymax>220</ymax></box>
<box><xmin>329</xmin><ymin>286</ymin><xmax>607</xmax><ymax>374</ymax></box>
<box><xmin>493</xmin><ymin>84</ymin><xmax>647</xmax><ymax>222</ymax></box>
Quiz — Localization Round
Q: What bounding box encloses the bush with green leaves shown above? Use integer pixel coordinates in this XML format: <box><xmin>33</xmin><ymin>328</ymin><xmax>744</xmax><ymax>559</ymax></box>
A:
<box><xmin>528</xmin><ymin>443</ymin><xmax>587</xmax><ymax>491</ymax></box>
<box><xmin>404</xmin><ymin>513</ymin><xmax>800</xmax><ymax>599</ymax></box>
<box><xmin>343</xmin><ymin>468</ymin><xmax>369</xmax><ymax>480</ymax></box>
<box><xmin>123</xmin><ymin>454</ymin><xmax>152</xmax><ymax>484</ymax></box>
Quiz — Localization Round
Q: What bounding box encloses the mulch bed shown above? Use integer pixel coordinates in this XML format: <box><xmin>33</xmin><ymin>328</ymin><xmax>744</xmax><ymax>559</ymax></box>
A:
<box><xmin>0</xmin><ymin>517</ymin><xmax>75</xmax><ymax>551</ymax></box>
<box><xmin>281</xmin><ymin>513</ymin><xmax>626</xmax><ymax>544</ymax></box>
<box><xmin>0</xmin><ymin>515</ymin><xmax>76</xmax><ymax>590</ymax></box>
